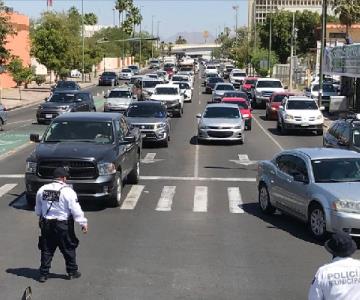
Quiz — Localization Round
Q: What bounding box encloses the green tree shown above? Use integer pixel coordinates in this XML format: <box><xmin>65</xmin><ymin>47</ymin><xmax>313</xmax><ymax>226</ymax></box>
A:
<box><xmin>115</xmin><ymin>0</ymin><xmax>133</xmax><ymax>28</ymax></box>
<box><xmin>332</xmin><ymin>0</ymin><xmax>360</xmax><ymax>37</ymax></box>
<box><xmin>0</xmin><ymin>1</ymin><xmax>16</xmax><ymax>65</ymax></box>
<box><xmin>84</xmin><ymin>13</ymin><xmax>98</xmax><ymax>25</ymax></box>
<box><xmin>175</xmin><ymin>35</ymin><xmax>187</xmax><ymax>44</ymax></box>
<box><xmin>250</xmin><ymin>48</ymin><xmax>278</xmax><ymax>76</ymax></box>
<box><xmin>7</xmin><ymin>57</ymin><xmax>34</xmax><ymax>87</ymax></box>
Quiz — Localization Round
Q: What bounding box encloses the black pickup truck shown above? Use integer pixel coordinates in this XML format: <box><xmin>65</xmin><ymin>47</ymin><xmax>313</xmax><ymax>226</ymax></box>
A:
<box><xmin>25</xmin><ymin>112</ymin><xmax>141</xmax><ymax>207</ymax></box>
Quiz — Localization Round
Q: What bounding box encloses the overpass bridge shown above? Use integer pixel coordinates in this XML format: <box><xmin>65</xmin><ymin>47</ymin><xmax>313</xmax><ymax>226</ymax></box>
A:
<box><xmin>171</xmin><ymin>43</ymin><xmax>221</xmax><ymax>58</ymax></box>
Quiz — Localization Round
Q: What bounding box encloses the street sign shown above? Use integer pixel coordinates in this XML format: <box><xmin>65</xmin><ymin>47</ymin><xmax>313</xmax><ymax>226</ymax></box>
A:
<box><xmin>260</xmin><ymin>59</ymin><xmax>268</xmax><ymax>69</ymax></box>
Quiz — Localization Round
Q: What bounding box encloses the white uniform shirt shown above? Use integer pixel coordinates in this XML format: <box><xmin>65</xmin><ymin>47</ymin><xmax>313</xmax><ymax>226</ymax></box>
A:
<box><xmin>308</xmin><ymin>257</ymin><xmax>360</xmax><ymax>300</ymax></box>
<box><xmin>35</xmin><ymin>181</ymin><xmax>88</xmax><ymax>226</ymax></box>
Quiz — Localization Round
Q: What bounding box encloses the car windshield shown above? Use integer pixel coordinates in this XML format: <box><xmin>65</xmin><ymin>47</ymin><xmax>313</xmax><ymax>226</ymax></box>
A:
<box><xmin>164</xmin><ymin>64</ymin><xmax>174</xmax><ymax>68</ymax></box>
<box><xmin>313</xmin><ymin>84</ymin><xmax>335</xmax><ymax>92</ymax></box>
<box><xmin>223</xmin><ymin>92</ymin><xmax>248</xmax><ymax>100</ymax></box>
<box><xmin>55</xmin><ymin>81</ymin><xmax>76</xmax><ymax>89</ymax></box>
<box><xmin>127</xmin><ymin>104</ymin><xmax>166</xmax><ymax>118</ymax></box>
<box><xmin>128</xmin><ymin>66</ymin><xmax>138</xmax><ymax>70</ymax></box>
<box><xmin>286</xmin><ymin>100</ymin><xmax>318</xmax><ymax>110</ymax></box>
<box><xmin>232</xmin><ymin>73</ymin><xmax>246</xmax><ymax>77</ymax></box>
<box><xmin>108</xmin><ymin>90</ymin><xmax>131</xmax><ymax>98</ymax></box>
<box><xmin>226</xmin><ymin>66</ymin><xmax>234</xmax><ymax>71</ymax></box>
<box><xmin>257</xmin><ymin>81</ymin><xmax>282</xmax><ymax>88</ymax></box>
<box><xmin>207</xmin><ymin>66</ymin><xmax>216</xmax><ymax>69</ymax></box>
<box><xmin>223</xmin><ymin>101</ymin><xmax>248</xmax><ymax>109</ymax></box>
<box><xmin>147</xmin><ymin>74</ymin><xmax>158</xmax><ymax>78</ymax></box>
<box><xmin>244</xmin><ymin>79</ymin><xmax>256</xmax><ymax>85</ymax></box>
<box><xmin>207</xmin><ymin>73</ymin><xmax>218</xmax><ymax>78</ymax></box>
<box><xmin>312</xmin><ymin>158</ymin><xmax>360</xmax><ymax>182</ymax></box>
<box><xmin>122</xmin><ymin>69</ymin><xmax>131</xmax><ymax>73</ymax></box>
<box><xmin>180</xmin><ymin>67</ymin><xmax>193</xmax><ymax>71</ymax></box>
<box><xmin>130</xmin><ymin>77</ymin><xmax>140</xmax><ymax>84</ymax></box>
<box><xmin>102</xmin><ymin>72</ymin><xmax>116</xmax><ymax>77</ymax></box>
<box><xmin>155</xmin><ymin>87</ymin><xmax>178</xmax><ymax>95</ymax></box>
<box><xmin>143</xmin><ymin>81</ymin><xmax>159</xmax><ymax>88</ymax></box>
<box><xmin>208</xmin><ymin>78</ymin><xmax>224</xmax><ymax>83</ymax></box>
<box><xmin>49</xmin><ymin>93</ymin><xmax>87</xmax><ymax>103</ymax></box>
<box><xmin>172</xmin><ymin>76</ymin><xmax>187</xmax><ymax>81</ymax></box>
<box><xmin>203</xmin><ymin>107</ymin><xmax>240</xmax><ymax>119</ymax></box>
<box><xmin>273</xmin><ymin>95</ymin><xmax>286</xmax><ymax>102</ymax></box>
<box><xmin>216</xmin><ymin>85</ymin><xmax>235</xmax><ymax>91</ymax></box>
<box><xmin>44</xmin><ymin>121</ymin><xmax>114</xmax><ymax>144</ymax></box>
<box><xmin>353</xmin><ymin>130</ymin><xmax>360</xmax><ymax>147</ymax></box>
<box><xmin>173</xmin><ymin>82</ymin><xmax>190</xmax><ymax>89</ymax></box>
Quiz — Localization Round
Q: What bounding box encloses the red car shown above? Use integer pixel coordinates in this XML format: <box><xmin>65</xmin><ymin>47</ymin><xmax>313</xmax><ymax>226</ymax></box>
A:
<box><xmin>222</xmin><ymin>97</ymin><xmax>253</xmax><ymax>130</ymax></box>
<box><xmin>265</xmin><ymin>92</ymin><xmax>295</xmax><ymax>120</ymax></box>
<box><xmin>241</xmin><ymin>77</ymin><xmax>258</xmax><ymax>93</ymax></box>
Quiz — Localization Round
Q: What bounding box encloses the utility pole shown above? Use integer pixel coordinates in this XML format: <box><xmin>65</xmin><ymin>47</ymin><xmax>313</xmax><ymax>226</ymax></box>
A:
<box><xmin>318</xmin><ymin>0</ymin><xmax>327</xmax><ymax>107</ymax></box>
<box><xmin>232</xmin><ymin>5</ymin><xmax>239</xmax><ymax>33</ymax></box>
<box><xmin>151</xmin><ymin>15</ymin><xmax>154</xmax><ymax>58</ymax></box>
<box><xmin>157</xmin><ymin>21</ymin><xmax>160</xmax><ymax>50</ymax></box>
<box><xmin>289</xmin><ymin>12</ymin><xmax>295</xmax><ymax>91</ymax></box>
<box><xmin>267</xmin><ymin>6</ymin><xmax>272</xmax><ymax>76</ymax></box>
<box><xmin>139</xmin><ymin>6</ymin><xmax>143</xmax><ymax>67</ymax></box>
<box><xmin>81</xmin><ymin>0</ymin><xmax>85</xmax><ymax>82</ymax></box>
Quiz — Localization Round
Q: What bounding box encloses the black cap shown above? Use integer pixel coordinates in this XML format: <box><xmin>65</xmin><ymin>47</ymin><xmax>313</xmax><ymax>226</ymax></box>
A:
<box><xmin>325</xmin><ymin>232</ymin><xmax>357</xmax><ymax>257</ymax></box>
<box><xmin>53</xmin><ymin>167</ymin><xmax>69</xmax><ymax>178</ymax></box>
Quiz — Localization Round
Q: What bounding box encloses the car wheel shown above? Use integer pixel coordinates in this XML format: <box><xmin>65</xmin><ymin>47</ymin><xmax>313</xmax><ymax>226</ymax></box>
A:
<box><xmin>280</xmin><ymin>120</ymin><xmax>287</xmax><ymax>135</ymax></box>
<box><xmin>258</xmin><ymin>184</ymin><xmax>276</xmax><ymax>215</ymax></box>
<box><xmin>317</xmin><ymin>129</ymin><xmax>323</xmax><ymax>136</ymax></box>
<box><xmin>177</xmin><ymin>109</ymin><xmax>182</xmax><ymax>118</ymax></box>
<box><xmin>308</xmin><ymin>203</ymin><xmax>327</xmax><ymax>241</ymax></box>
<box><xmin>92</xmin><ymin>107</ymin><xmax>96</xmax><ymax>112</ymax></box>
<box><xmin>107</xmin><ymin>171</ymin><xmax>122</xmax><ymax>207</ymax></box>
<box><xmin>162</xmin><ymin>138</ymin><xmax>169</xmax><ymax>148</ymax></box>
<box><xmin>246</xmin><ymin>120</ymin><xmax>252</xmax><ymax>131</ymax></box>
<box><xmin>127</xmin><ymin>159</ymin><xmax>140</xmax><ymax>184</ymax></box>
<box><xmin>26</xmin><ymin>193</ymin><xmax>35</xmax><ymax>208</ymax></box>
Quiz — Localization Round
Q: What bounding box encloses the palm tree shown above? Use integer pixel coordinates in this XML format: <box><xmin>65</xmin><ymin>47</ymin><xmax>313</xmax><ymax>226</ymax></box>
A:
<box><xmin>115</xmin><ymin>0</ymin><xmax>133</xmax><ymax>28</ymax></box>
<box><xmin>332</xmin><ymin>0</ymin><xmax>360</xmax><ymax>38</ymax></box>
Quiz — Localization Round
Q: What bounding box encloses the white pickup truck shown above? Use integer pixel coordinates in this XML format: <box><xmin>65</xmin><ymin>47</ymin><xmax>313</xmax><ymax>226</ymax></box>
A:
<box><xmin>150</xmin><ymin>84</ymin><xmax>184</xmax><ymax>117</ymax></box>
<box><xmin>253</xmin><ymin>78</ymin><xmax>286</xmax><ymax>108</ymax></box>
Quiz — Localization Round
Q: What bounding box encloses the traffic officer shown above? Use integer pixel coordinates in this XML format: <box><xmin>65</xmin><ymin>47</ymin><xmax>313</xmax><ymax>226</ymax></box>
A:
<box><xmin>35</xmin><ymin>167</ymin><xmax>88</xmax><ymax>283</ymax></box>
<box><xmin>308</xmin><ymin>232</ymin><xmax>360</xmax><ymax>299</ymax></box>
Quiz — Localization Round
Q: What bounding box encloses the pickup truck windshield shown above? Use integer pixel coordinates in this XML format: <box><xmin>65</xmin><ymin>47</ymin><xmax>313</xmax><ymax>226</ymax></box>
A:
<box><xmin>49</xmin><ymin>93</ymin><xmax>87</xmax><ymax>103</ymax></box>
<box><xmin>215</xmin><ymin>85</ymin><xmax>235</xmax><ymax>91</ymax></box>
<box><xmin>143</xmin><ymin>81</ymin><xmax>160</xmax><ymax>88</ymax></box>
<box><xmin>55</xmin><ymin>81</ymin><xmax>77</xmax><ymax>89</ymax></box>
<box><xmin>312</xmin><ymin>158</ymin><xmax>360</xmax><ymax>182</ymax></box>
<box><xmin>109</xmin><ymin>91</ymin><xmax>131</xmax><ymax>98</ymax></box>
<box><xmin>127</xmin><ymin>105</ymin><xmax>166</xmax><ymax>118</ymax></box>
<box><xmin>257</xmin><ymin>81</ymin><xmax>282</xmax><ymax>88</ymax></box>
<box><xmin>173</xmin><ymin>82</ymin><xmax>190</xmax><ymax>90</ymax></box>
<box><xmin>102</xmin><ymin>72</ymin><xmax>116</xmax><ymax>77</ymax></box>
<box><xmin>121</xmin><ymin>69</ymin><xmax>132</xmax><ymax>73</ymax></box>
<box><xmin>208</xmin><ymin>78</ymin><xmax>224</xmax><ymax>83</ymax></box>
<box><xmin>232</xmin><ymin>73</ymin><xmax>246</xmax><ymax>77</ymax></box>
<box><xmin>287</xmin><ymin>100</ymin><xmax>318</xmax><ymax>110</ymax></box>
<box><xmin>155</xmin><ymin>88</ymin><xmax>178</xmax><ymax>95</ymax></box>
<box><xmin>273</xmin><ymin>95</ymin><xmax>286</xmax><ymax>102</ymax></box>
<box><xmin>44</xmin><ymin>121</ymin><xmax>114</xmax><ymax>144</ymax></box>
<box><xmin>223</xmin><ymin>92</ymin><xmax>248</xmax><ymax>100</ymax></box>
<box><xmin>203</xmin><ymin>107</ymin><xmax>240</xmax><ymax>119</ymax></box>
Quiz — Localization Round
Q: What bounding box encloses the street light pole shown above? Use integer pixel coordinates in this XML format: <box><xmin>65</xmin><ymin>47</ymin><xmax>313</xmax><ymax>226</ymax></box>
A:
<box><xmin>151</xmin><ymin>15</ymin><xmax>154</xmax><ymax>58</ymax></box>
<box><xmin>232</xmin><ymin>5</ymin><xmax>239</xmax><ymax>33</ymax></box>
<box><xmin>139</xmin><ymin>6</ymin><xmax>143</xmax><ymax>67</ymax></box>
<box><xmin>81</xmin><ymin>0</ymin><xmax>85</xmax><ymax>82</ymax></box>
<box><xmin>268</xmin><ymin>8</ymin><xmax>272</xmax><ymax>76</ymax></box>
<box><xmin>318</xmin><ymin>0</ymin><xmax>327</xmax><ymax>107</ymax></box>
<box><xmin>157</xmin><ymin>21</ymin><xmax>160</xmax><ymax>50</ymax></box>
<box><xmin>289</xmin><ymin>12</ymin><xmax>295</xmax><ymax>91</ymax></box>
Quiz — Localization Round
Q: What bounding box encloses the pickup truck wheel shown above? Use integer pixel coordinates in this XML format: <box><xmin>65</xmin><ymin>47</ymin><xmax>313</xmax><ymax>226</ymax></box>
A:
<box><xmin>258</xmin><ymin>184</ymin><xmax>275</xmax><ymax>215</ymax></box>
<box><xmin>127</xmin><ymin>160</ymin><xmax>140</xmax><ymax>184</ymax></box>
<box><xmin>107</xmin><ymin>172</ymin><xmax>122</xmax><ymax>207</ymax></box>
<box><xmin>162</xmin><ymin>138</ymin><xmax>169</xmax><ymax>148</ymax></box>
<box><xmin>280</xmin><ymin>120</ymin><xmax>287</xmax><ymax>135</ymax></box>
<box><xmin>308</xmin><ymin>204</ymin><xmax>327</xmax><ymax>241</ymax></box>
<box><xmin>26</xmin><ymin>193</ymin><xmax>35</xmax><ymax>208</ymax></box>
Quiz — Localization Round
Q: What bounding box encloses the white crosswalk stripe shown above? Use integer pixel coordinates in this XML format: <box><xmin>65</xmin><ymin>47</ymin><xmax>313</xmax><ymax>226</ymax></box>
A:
<box><xmin>227</xmin><ymin>187</ymin><xmax>245</xmax><ymax>213</ymax></box>
<box><xmin>193</xmin><ymin>186</ymin><xmax>208</xmax><ymax>212</ymax></box>
<box><xmin>0</xmin><ymin>183</ymin><xmax>17</xmax><ymax>198</ymax></box>
<box><xmin>155</xmin><ymin>186</ymin><xmax>176</xmax><ymax>211</ymax></box>
<box><xmin>120</xmin><ymin>185</ymin><xmax>145</xmax><ymax>210</ymax></box>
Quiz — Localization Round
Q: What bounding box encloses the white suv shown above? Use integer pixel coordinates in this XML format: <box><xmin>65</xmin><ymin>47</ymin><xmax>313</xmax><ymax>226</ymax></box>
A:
<box><xmin>277</xmin><ymin>96</ymin><xmax>325</xmax><ymax>135</ymax></box>
<box><xmin>253</xmin><ymin>78</ymin><xmax>285</xmax><ymax>108</ymax></box>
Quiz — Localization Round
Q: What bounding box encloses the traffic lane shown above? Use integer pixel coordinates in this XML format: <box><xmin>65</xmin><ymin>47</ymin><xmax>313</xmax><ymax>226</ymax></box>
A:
<box><xmin>140</xmin><ymin>75</ymin><xmax>203</xmax><ymax>178</ymax></box>
<box><xmin>1</xmin><ymin>179</ymin><xmax>351</xmax><ymax>299</ymax></box>
<box><xmin>252</xmin><ymin>109</ymin><xmax>323</xmax><ymax>150</ymax></box>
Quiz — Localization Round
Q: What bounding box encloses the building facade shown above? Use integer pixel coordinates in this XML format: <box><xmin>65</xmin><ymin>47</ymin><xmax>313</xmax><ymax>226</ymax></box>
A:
<box><xmin>248</xmin><ymin>0</ymin><xmax>322</xmax><ymax>30</ymax></box>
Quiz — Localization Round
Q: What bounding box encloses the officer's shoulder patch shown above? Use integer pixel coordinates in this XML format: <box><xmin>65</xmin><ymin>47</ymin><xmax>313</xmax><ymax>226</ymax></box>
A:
<box><xmin>43</xmin><ymin>190</ymin><xmax>60</xmax><ymax>202</ymax></box>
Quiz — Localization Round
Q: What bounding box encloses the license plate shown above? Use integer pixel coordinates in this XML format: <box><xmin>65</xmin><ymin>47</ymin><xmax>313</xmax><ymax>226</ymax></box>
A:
<box><xmin>301</xmin><ymin>123</ymin><xmax>309</xmax><ymax>127</ymax></box>
<box><xmin>45</xmin><ymin>114</ymin><xmax>52</xmax><ymax>119</ymax></box>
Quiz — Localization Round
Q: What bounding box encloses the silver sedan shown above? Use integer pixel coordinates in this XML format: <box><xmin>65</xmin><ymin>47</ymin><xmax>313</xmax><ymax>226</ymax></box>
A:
<box><xmin>257</xmin><ymin>148</ymin><xmax>360</xmax><ymax>240</ymax></box>
<box><xmin>196</xmin><ymin>103</ymin><xmax>245</xmax><ymax>143</ymax></box>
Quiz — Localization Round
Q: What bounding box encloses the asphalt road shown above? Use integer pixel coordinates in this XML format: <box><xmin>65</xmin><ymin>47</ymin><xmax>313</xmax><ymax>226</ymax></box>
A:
<box><xmin>0</xmin><ymin>74</ymin><xmax>358</xmax><ymax>299</ymax></box>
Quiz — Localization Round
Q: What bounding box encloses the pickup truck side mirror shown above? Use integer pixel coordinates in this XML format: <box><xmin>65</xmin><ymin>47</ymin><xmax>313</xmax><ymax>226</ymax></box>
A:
<box><xmin>196</xmin><ymin>113</ymin><xmax>201</xmax><ymax>118</ymax></box>
<box><xmin>30</xmin><ymin>133</ymin><xmax>40</xmax><ymax>143</ymax></box>
<box><xmin>123</xmin><ymin>135</ymin><xmax>136</xmax><ymax>143</ymax></box>
<box><xmin>293</xmin><ymin>173</ymin><xmax>309</xmax><ymax>184</ymax></box>
<box><xmin>319</xmin><ymin>106</ymin><xmax>325</xmax><ymax>111</ymax></box>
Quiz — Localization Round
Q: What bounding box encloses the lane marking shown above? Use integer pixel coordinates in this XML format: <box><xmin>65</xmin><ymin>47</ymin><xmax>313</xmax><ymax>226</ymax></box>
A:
<box><xmin>0</xmin><ymin>184</ymin><xmax>17</xmax><ymax>197</ymax></box>
<box><xmin>193</xmin><ymin>186</ymin><xmax>208</xmax><ymax>212</ymax></box>
<box><xmin>141</xmin><ymin>152</ymin><xmax>163</xmax><ymax>164</ymax></box>
<box><xmin>227</xmin><ymin>187</ymin><xmax>245</xmax><ymax>213</ymax></box>
<box><xmin>120</xmin><ymin>185</ymin><xmax>145</xmax><ymax>210</ymax></box>
<box><xmin>0</xmin><ymin>174</ymin><xmax>257</xmax><ymax>182</ymax></box>
<box><xmin>144</xmin><ymin>153</ymin><xmax>156</xmax><ymax>161</ymax></box>
<box><xmin>194</xmin><ymin>145</ymin><xmax>199</xmax><ymax>177</ymax></box>
<box><xmin>229</xmin><ymin>154</ymin><xmax>257</xmax><ymax>166</ymax></box>
<box><xmin>253</xmin><ymin>116</ymin><xmax>284</xmax><ymax>151</ymax></box>
<box><xmin>7</xmin><ymin>119</ymin><xmax>34</xmax><ymax>125</ymax></box>
<box><xmin>155</xmin><ymin>186</ymin><xmax>176</xmax><ymax>211</ymax></box>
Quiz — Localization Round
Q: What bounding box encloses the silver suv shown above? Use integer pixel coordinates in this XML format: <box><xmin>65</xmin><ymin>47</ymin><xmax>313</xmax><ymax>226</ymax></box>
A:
<box><xmin>0</xmin><ymin>103</ymin><xmax>7</xmax><ymax>131</ymax></box>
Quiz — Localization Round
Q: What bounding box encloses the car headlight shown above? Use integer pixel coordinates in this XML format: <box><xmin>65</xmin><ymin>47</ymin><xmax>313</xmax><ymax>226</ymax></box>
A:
<box><xmin>97</xmin><ymin>162</ymin><xmax>116</xmax><ymax>176</ymax></box>
<box><xmin>38</xmin><ymin>105</ymin><xmax>43</xmax><ymax>110</ymax></box>
<box><xmin>333</xmin><ymin>200</ymin><xmax>360</xmax><ymax>213</ymax></box>
<box><xmin>26</xmin><ymin>161</ymin><xmax>37</xmax><ymax>174</ymax></box>
<box><xmin>233</xmin><ymin>125</ymin><xmax>242</xmax><ymax>129</ymax></box>
<box><xmin>156</xmin><ymin>123</ymin><xmax>166</xmax><ymax>129</ymax></box>
<box><xmin>285</xmin><ymin>114</ymin><xmax>294</xmax><ymax>120</ymax></box>
<box><xmin>242</xmin><ymin>114</ymin><xmax>250</xmax><ymax>118</ymax></box>
<box><xmin>316</xmin><ymin>114</ymin><xmax>323</xmax><ymax>120</ymax></box>
<box><xmin>59</xmin><ymin>106</ymin><xmax>71</xmax><ymax>111</ymax></box>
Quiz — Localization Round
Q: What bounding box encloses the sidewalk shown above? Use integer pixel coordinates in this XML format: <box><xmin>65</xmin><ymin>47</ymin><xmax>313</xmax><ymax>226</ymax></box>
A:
<box><xmin>0</xmin><ymin>77</ymin><xmax>99</xmax><ymax>111</ymax></box>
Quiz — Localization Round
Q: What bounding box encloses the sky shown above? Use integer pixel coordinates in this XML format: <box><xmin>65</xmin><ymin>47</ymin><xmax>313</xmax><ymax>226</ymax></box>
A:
<box><xmin>3</xmin><ymin>0</ymin><xmax>248</xmax><ymax>39</ymax></box>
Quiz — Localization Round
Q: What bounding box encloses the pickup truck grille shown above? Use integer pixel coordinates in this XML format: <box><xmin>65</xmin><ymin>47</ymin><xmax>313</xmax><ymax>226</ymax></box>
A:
<box><xmin>262</xmin><ymin>91</ymin><xmax>273</xmax><ymax>97</ymax></box>
<box><xmin>38</xmin><ymin>160</ymin><xmax>97</xmax><ymax>179</ymax></box>
<box><xmin>132</xmin><ymin>124</ymin><xmax>155</xmax><ymax>129</ymax></box>
<box><xmin>294</xmin><ymin>116</ymin><xmax>316</xmax><ymax>122</ymax></box>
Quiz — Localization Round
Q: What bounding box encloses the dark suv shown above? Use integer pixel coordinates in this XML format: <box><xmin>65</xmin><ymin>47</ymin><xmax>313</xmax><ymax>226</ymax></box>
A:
<box><xmin>36</xmin><ymin>91</ymin><xmax>96</xmax><ymax>124</ymax></box>
<box><xmin>51</xmin><ymin>80</ymin><xmax>81</xmax><ymax>92</ymax></box>
<box><xmin>26</xmin><ymin>112</ymin><xmax>141</xmax><ymax>207</ymax></box>
<box><xmin>323</xmin><ymin>115</ymin><xmax>360</xmax><ymax>152</ymax></box>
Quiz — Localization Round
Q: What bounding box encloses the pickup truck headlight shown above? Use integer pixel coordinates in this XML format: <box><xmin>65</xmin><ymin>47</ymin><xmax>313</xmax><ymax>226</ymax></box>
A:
<box><xmin>156</xmin><ymin>123</ymin><xmax>166</xmax><ymax>129</ymax></box>
<box><xmin>26</xmin><ymin>162</ymin><xmax>37</xmax><ymax>174</ymax></box>
<box><xmin>333</xmin><ymin>200</ymin><xmax>360</xmax><ymax>213</ymax></box>
<box><xmin>316</xmin><ymin>114</ymin><xmax>323</xmax><ymax>120</ymax></box>
<box><xmin>284</xmin><ymin>114</ymin><xmax>294</xmax><ymax>120</ymax></box>
<box><xmin>98</xmin><ymin>162</ymin><xmax>116</xmax><ymax>176</ymax></box>
<box><xmin>233</xmin><ymin>125</ymin><xmax>242</xmax><ymax>129</ymax></box>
